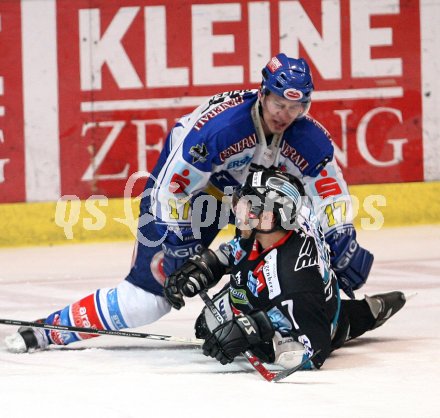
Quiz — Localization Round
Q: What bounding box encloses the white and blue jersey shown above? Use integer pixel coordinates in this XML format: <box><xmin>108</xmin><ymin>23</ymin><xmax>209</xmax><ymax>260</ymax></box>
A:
<box><xmin>145</xmin><ymin>90</ymin><xmax>350</xmax><ymax>237</ymax></box>
<box><xmin>128</xmin><ymin>89</ymin><xmax>352</xmax><ymax>295</ymax></box>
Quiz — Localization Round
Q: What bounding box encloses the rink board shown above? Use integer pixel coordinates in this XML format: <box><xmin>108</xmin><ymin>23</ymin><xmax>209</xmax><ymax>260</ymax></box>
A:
<box><xmin>1</xmin><ymin>0</ymin><xmax>440</xmax><ymax>204</ymax></box>
<box><xmin>1</xmin><ymin>181</ymin><xmax>439</xmax><ymax>247</ymax></box>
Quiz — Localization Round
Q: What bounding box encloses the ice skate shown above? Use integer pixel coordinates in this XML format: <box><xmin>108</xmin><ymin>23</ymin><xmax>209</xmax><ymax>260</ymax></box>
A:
<box><xmin>5</xmin><ymin>326</ymin><xmax>49</xmax><ymax>353</ymax></box>
<box><xmin>365</xmin><ymin>291</ymin><xmax>406</xmax><ymax>330</ymax></box>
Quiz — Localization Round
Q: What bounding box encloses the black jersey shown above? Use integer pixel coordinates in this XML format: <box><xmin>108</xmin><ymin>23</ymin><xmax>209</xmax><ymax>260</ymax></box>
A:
<box><xmin>226</xmin><ymin>228</ymin><xmax>340</xmax><ymax>368</ymax></box>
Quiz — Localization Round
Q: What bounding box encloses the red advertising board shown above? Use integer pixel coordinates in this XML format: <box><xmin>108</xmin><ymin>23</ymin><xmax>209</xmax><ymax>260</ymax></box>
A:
<box><xmin>0</xmin><ymin>1</ymin><xmax>25</xmax><ymax>203</ymax></box>
<box><xmin>0</xmin><ymin>0</ymin><xmax>424</xmax><ymax>203</ymax></box>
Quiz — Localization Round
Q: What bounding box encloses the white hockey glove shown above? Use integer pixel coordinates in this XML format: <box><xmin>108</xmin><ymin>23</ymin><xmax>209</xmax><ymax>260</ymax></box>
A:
<box><xmin>273</xmin><ymin>332</ymin><xmax>311</xmax><ymax>369</ymax></box>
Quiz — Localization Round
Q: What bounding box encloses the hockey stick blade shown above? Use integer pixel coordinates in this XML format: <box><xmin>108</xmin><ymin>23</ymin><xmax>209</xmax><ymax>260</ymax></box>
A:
<box><xmin>199</xmin><ymin>290</ymin><xmax>314</xmax><ymax>383</ymax></box>
<box><xmin>0</xmin><ymin>318</ymin><xmax>202</xmax><ymax>345</ymax></box>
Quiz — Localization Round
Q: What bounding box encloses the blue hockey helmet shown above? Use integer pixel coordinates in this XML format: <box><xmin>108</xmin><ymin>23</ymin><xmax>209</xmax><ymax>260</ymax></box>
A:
<box><xmin>261</xmin><ymin>53</ymin><xmax>314</xmax><ymax>112</ymax></box>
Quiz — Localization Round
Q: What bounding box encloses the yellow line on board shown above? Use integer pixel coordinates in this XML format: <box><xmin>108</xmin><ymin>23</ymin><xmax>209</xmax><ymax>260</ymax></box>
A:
<box><xmin>0</xmin><ymin>181</ymin><xmax>439</xmax><ymax>248</ymax></box>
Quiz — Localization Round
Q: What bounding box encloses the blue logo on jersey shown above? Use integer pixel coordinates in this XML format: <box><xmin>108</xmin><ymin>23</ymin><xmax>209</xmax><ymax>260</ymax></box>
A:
<box><xmin>267</xmin><ymin>307</ymin><xmax>293</xmax><ymax>333</ymax></box>
<box><xmin>226</xmin><ymin>155</ymin><xmax>252</xmax><ymax>170</ymax></box>
<box><xmin>230</xmin><ymin>238</ymin><xmax>247</xmax><ymax>264</ymax></box>
<box><xmin>247</xmin><ymin>272</ymin><xmax>259</xmax><ymax>297</ymax></box>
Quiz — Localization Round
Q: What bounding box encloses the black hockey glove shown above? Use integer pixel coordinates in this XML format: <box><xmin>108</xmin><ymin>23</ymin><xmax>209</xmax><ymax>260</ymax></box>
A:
<box><xmin>163</xmin><ymin>249</ymin><xmax>226</xmax><ymax>310</ymax></box>
<box><xmin>202</xmin><ymin>311</ymin><xmax>274</xmax><ymax>365</ymax></box>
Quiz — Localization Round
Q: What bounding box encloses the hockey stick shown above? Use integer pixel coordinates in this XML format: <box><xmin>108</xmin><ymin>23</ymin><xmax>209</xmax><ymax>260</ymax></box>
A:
<box><xmin>199</xmin><ymin>290</ymin><xmax>318</xmax><ymax>383</ymax></box>
<box><xmin>0</xmin><ymin>318</ymin><xmax>202</xmax><ymax>345</ymax></box>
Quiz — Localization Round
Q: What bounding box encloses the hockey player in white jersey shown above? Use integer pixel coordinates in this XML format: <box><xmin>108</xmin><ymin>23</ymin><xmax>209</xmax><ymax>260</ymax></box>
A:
<box><xmin>5</xmin><ymin>53</ymin><xmax>374</xmax><ymax>353</ymax></box>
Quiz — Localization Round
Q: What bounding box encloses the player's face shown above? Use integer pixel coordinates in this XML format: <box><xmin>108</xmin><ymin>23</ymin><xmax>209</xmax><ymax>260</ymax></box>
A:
<box><xmin>261</xmin><ymin>94</ymin><xmax>304</xmax><ymax>134</ymax></box>
<box><xmin>233</xmin><ymin>197</ymin><xmax>274</xmax><ymax>239</ymax></box>
<box><xmin>232</xmin><ymin>197</ymin><xmax>259</xmax><ymax>238</ymax></box>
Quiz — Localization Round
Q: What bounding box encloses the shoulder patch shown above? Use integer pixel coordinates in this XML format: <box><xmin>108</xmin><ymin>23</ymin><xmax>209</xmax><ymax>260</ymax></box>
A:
<box><xmin>189</xmin><ymin>143</ymin><xmax>209</xmax><ymax>164</ymax></box>
<box><xmin>294</xmin><ymin>236</ymin><xmax>319</xmax><ymax>272</ymax></box>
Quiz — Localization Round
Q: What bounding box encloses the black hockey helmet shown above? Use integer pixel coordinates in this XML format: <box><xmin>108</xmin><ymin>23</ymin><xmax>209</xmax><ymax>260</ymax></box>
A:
<box><xmin>232</xmin><ymin>169</ymin><xmax>305</xmax><ymax>233</ymax></box>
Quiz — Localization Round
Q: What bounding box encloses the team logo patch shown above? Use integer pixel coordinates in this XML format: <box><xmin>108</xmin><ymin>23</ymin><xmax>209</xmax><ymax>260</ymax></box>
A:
<box><xmin>169</xmin><ymin>169</ymin><xmax>191</xmax><ymax>194</ymax></box>
<box><xmin>283</xmin><ymin>88</ymin><xmax>304</xmax><ymax>101</ymax></box>
<box><xmin>294</xmin><ymin>236</ymin><xmax>318</xmax><ymax>271</ymax></box>
<box><xmin>267</xmin><ymin>56</ymin><xmax>282</xmax><ymax>73</ymax></box>
<box><xmin>189</xmin><ymin>143</ymin><xmax>209</xmax><ymax>164</ymax></box>
<box><xmin>167</xmin><ymin>163</ymin><xmax>203</xmax><ymax>195</ymax></box>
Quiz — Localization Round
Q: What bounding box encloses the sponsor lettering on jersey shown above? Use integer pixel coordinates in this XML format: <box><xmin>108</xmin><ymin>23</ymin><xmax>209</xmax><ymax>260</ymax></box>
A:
<box><xmin>72</xmin><ymin>294</ymin><xmax>104</xmax><ymax>340</ymax></box>
<box><xmin>203</xmin><ymin>90</ymin><xmax>251</xmax><ymax>111</ymax></box>
<box><xmin>280</xmin><ymin>142</ymin><xmax>309</xmax><ymax>171</ymax></box>
<box><xmin>226</xmin><ymin>155</ymin><xmax>252</xmax><ymax>170</ymax></box>
<box><xmin>267</xmin><ymin>306</ymin><xmax>293</xmax><ymax>333</ymax></box>
<box><xmin>219</xmin><ymin>133</ymin><xmax>257</xmax><ymax>162</ymax></box>
<box><xmin>189</xmin><ymin>143</ymin><xmax>209</xmax><ymax>164</ymax></box>
<box><xmin>218</xmin><ymin>297</ymin><xmax>227</xmax><ymax>318</ymax></box>
<box><xmin>247</xmin><ymin>272</ymin><xmax>259</xmax><ymax>297</ymax></box>
<box><xmin>263</xmin><ymin>250</ymin><xmax>281</xmax><ymax>300</ymax></box>
<box><xmin>314</xmin><ymin>157</ymin><xmax>330</xmax><ymax>174</ymax></box>
<box><xmin>108</xmin><ymin>304</ymin><xmax>126</xmax><ymax>329</ymax></box>
<box><xmin>194</xmin><ymin>96</ymin><xmax>244</xmax><ymax>131</ymax></box>
<box><xmin>162</xmin><ymin>243</ymin><xmax>203</xmax><ymax>258</ymax></box>
<box><xmin>230</xmin><ymin>288</ymin><xmax>250</xmax><ymax>306</ymax></box>
<box><xmin>294</xmin><ymin>236</ymin><xmax>319</xmax><ymax>271</ymax></box>
<box><xmin>247</xmin><ymin>260</ymin><xmax>267</xmax><ymax>297</ymax></box>
<box><xmin>247</xmin><ymin>271</ymin><xmax>267</xmax><ymax>298</ymax></box>
<box><xmin>230</xmin><ymin>240</ymin><xmax>247</xmax><ymax>263</ymax></box>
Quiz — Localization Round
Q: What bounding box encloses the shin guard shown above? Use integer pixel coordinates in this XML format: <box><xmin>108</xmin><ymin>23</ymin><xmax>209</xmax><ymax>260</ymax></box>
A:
<box><xmin>45</xmin><ymin>290</ymin><xmax>111</xmax><ymax>346</ymax></box>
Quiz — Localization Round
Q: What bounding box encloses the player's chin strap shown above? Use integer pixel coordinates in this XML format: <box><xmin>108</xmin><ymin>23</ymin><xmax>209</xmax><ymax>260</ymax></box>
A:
<box><xmin>198</xmin><ymin>290</ymin><xmax>320</xmax><ymax>383</ymax></box>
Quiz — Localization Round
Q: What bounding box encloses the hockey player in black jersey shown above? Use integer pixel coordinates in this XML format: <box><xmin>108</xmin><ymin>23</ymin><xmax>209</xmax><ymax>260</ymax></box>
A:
<box><xmin>164</xmin><ymin>169</ymin><xmax>406</xmax><ymax>369</ymax></box>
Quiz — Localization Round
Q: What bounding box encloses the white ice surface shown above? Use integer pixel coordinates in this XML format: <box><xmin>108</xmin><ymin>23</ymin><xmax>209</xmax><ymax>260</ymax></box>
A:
<box><xmin>1</xmin><ymin>226</ymin><xmax>440</xmax><ymax>418</ymax></box>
